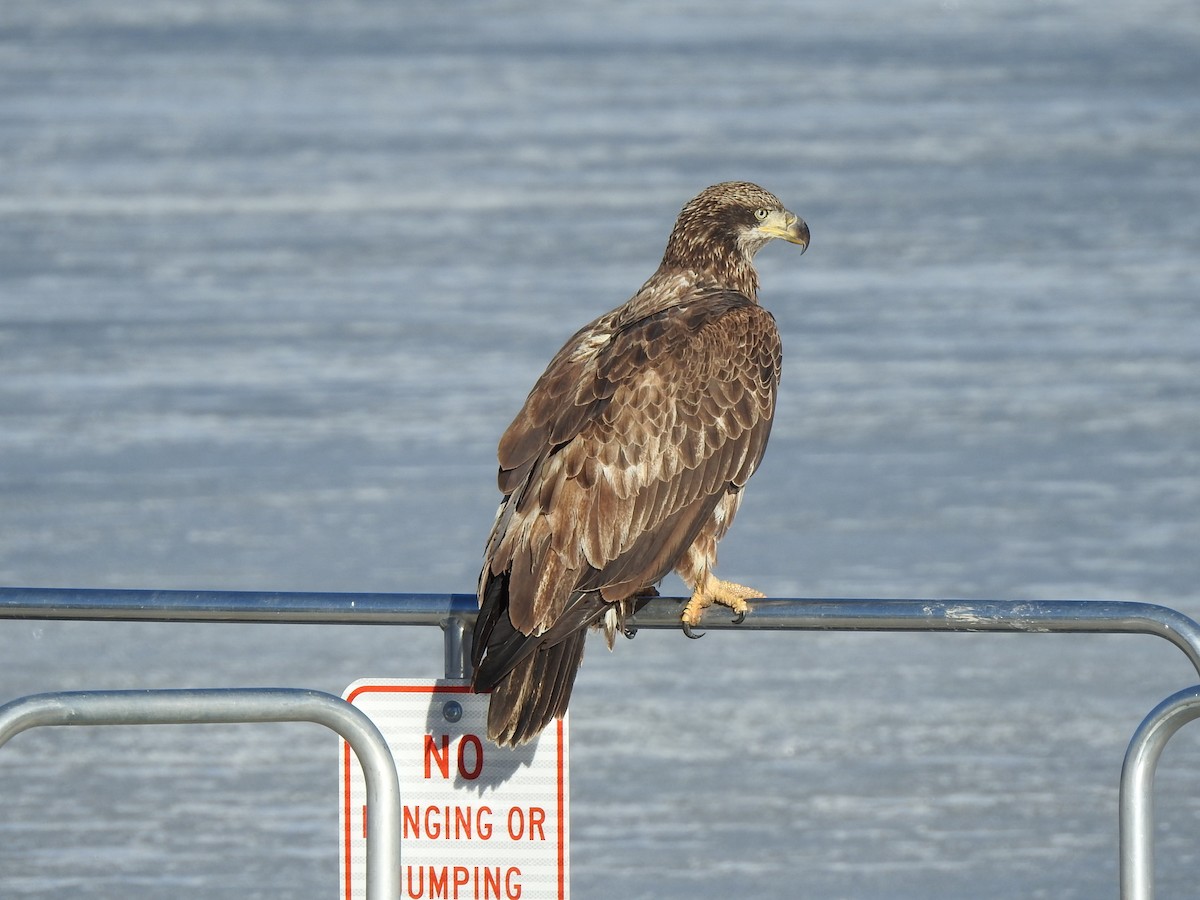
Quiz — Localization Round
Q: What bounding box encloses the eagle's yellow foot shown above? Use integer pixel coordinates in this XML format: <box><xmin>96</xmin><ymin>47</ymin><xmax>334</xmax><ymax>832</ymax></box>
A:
<box><xmin>680</xmin><ymin>578</ymin><xmax>764</xmax><ymax>639</ymax></box>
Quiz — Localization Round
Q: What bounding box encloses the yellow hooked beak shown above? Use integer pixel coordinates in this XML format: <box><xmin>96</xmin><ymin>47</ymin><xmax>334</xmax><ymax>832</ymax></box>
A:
<box><xmin>756</xmin><ymin>208</ymin><xmax>810</xmax><ymax>253</ymax></box>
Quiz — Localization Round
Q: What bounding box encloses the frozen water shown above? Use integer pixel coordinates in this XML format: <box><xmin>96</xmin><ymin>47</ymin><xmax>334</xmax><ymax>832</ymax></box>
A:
<box><xmin>1</xmin><ymin>0</ymin><xmax>1199</xmax><ymax>896</ymax></box>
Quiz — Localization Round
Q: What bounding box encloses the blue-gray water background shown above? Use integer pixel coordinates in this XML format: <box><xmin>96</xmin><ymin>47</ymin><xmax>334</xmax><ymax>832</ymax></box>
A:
<box><xmin>2</xmin><ymin>1</ymin><xmax>1198</xmax><ymax>897</ymax></box>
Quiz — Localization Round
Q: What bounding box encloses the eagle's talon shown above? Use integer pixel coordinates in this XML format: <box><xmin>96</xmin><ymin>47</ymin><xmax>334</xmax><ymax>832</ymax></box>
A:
<box><xmin>623</xmin><ymin>622</ymin><xmax>638</xmax><ymax>640</ymax></box>
<box><xmin>681</xmin><ymin>576</ymin><xmax>757</xmax><ymax>639</ymax></box>
<box><xmin>682</xmin><ymin>621</ymin><xmax>705</xmax><ymax>640</ymax></box>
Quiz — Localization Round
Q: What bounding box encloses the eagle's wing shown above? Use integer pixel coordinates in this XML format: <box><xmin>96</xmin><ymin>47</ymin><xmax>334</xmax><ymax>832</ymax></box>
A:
<box><xmin>482</xmin><ymin>288</ymin><xmax>781</xmax><ymax>641</ymax></box>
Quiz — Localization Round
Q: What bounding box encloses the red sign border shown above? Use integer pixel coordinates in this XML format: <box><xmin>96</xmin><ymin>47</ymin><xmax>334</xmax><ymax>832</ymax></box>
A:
<box><xmin>340</xmin><ymin>681</ymin><xmax>568</xmax><ymax>900</ymax></box>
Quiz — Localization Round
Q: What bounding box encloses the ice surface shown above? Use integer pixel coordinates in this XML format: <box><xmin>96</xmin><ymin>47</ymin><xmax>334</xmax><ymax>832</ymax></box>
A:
<box><xmin>1</xmin><ymin>1</ymin><xmax>1199</xmax><ymax>897</ymax></box>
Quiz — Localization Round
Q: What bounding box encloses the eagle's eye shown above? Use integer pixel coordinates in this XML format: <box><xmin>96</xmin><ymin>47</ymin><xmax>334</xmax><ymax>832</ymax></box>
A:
<box><xmin>754</xmin><ymin>208</ymin><xmax>770</xmax><ymax>221</ymax></box>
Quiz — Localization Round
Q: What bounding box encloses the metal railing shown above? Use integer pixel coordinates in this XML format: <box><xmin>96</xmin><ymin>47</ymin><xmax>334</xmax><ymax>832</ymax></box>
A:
<box><xmin>1120</xmin><ymin>684</ymin><xmax>1200</xmax><ymax>900</ymax></box>
<box><xmin>0</xmin><ymin>688</ymin><xmax>401</xmax><ymax>900</ymax></box>
<box><xmin>2</xmin><ymin>587</ymin><xmax>1200</xmax><ymax>899</ymax></box>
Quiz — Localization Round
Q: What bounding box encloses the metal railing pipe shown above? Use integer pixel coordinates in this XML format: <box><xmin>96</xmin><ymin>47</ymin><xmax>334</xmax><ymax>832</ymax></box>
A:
<box><xmin>0</xmin><ymin>688</ymin><xmax>400</xmax><ymax>900</ymax></box>
<box><xmin>1120</xmin><ymin>685</ymin><xmax>1200</xmax><ymax>900</ymax></box>
<box><xmin>4</xmin><ymin>589</ymin><xmax>1200</xmax><ymax>677</ymax></box>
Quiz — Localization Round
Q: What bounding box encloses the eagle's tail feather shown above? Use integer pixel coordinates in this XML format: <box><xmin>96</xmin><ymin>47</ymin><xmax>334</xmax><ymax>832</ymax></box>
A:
<box><xmin>484</xmin><ymin>627</ymin><xmax>586</xmax><ymax>747</ymax></box>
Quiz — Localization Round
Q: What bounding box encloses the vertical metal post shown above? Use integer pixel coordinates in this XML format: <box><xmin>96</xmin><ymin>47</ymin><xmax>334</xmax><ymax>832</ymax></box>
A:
<box><xmin>1120</xmin><ymin>685</ymin><xmax>1200</xmax><ymax>900</ymax></box>
<box><xmin>441</xmin><ymin>616</ymin><xmax>468</xmax><ymax>680</ymax></box>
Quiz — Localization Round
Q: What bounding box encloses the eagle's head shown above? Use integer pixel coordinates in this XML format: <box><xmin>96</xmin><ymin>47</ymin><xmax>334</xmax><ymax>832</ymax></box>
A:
<box><xmin>659</xmin><ymin>181</ymin><xmax>809</xmax><ymax>298</ymax></box>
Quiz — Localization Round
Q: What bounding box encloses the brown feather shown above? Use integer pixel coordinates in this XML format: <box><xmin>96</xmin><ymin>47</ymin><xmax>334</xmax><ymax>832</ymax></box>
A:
<box><xmin>473</xmin><ymin>182</ymin><xmax>806</xmax><ymax>745</ymax></box>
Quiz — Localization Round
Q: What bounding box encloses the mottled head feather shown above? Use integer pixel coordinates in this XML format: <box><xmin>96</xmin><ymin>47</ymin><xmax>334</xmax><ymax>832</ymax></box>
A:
<box><xmin>658</xmin><ymin>181</ymin><xmax>795</xmax><ymax>298</ymax></box>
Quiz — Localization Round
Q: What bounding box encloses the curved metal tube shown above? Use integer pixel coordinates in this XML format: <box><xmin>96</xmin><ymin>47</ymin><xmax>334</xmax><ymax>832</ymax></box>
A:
<box><xmin>0</xmin><ymin>688</ymin><xmax>400</xmax><ymax>900</ymax></box>
<box><xmin>1120</xmin><ymin>685</ymin><xmax>1200</xmax><ymax>900</ymax></box>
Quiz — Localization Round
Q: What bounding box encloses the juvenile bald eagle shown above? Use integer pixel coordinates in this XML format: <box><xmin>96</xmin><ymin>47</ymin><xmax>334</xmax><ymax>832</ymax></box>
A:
<box><xmin>472</xmin><ymin>182</ymin><xmax>809</xmax><ymax>746</ymax></box>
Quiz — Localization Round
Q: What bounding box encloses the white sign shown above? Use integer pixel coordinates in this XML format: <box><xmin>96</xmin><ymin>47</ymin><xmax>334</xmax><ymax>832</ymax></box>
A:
<box><xmin>340</xmin><ymin>678</ymin><xmax>569</xmax><ymax>900</ymax></box>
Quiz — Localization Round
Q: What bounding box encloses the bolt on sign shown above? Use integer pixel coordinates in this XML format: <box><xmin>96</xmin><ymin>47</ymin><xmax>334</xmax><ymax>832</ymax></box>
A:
<box><xmin>340</xmin><ymin>679</ymin><xmax>569</xmax><ymax>900</ymax></box>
